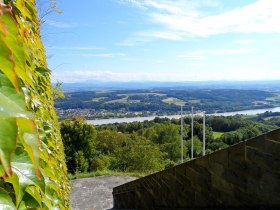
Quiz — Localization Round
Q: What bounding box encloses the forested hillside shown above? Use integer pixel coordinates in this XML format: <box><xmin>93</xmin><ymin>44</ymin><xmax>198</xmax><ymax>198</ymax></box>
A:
<box><xmin>0</xmin><ymin>0</ymin><xmax>69</xmax><ymax>208</ymax></box>
<box><xmin>61</xmin><ymin>115</ymin><xmax>278</xmax><ymax>176</ymax></box>
<box><xmin>55</xmin><ymin>89</ymin><xmax>280</xmax><ymax>119</ymax></box>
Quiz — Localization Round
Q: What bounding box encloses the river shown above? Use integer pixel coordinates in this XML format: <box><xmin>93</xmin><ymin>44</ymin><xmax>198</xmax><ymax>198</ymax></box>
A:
<box><xmin>87</xmin><ymin>107</ymin><xmax>280</xmax><ymax>125</ymax></box>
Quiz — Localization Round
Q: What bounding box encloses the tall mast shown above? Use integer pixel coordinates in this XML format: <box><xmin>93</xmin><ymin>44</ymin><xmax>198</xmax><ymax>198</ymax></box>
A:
<box><xmin>191</xmin><ymin>107</ymin><xmax>194</xmax><ymax>159</ymax></box>
<box><xmin>203</xmin><ymin>111</ymin><xmax>206</xmax><ymax>156</ymax></box>
<box><xmin>181</xmin><ymin>105</ymin><xmax>184</xmax><ymax>163</ymax></box>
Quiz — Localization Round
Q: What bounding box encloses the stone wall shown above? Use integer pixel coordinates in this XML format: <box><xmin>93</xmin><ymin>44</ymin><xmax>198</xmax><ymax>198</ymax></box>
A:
<box><xmin>113</xmin><ymin>129</ymin><xmax>280</xmax><ymax>209</ymax></box>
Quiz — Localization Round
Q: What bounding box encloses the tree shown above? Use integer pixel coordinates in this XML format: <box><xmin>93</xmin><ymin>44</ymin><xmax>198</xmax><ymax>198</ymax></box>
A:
<box><xmin>143</xmin><ymin>122</ymin><xmax>181</xmax><ymax>162</ymax></box>
<box><xmin>60</xmin><ymin>117</ymin><xmax>97</xmax><ymax>173</ymax></box>
<box><xmin>114</xmin><ymin>135</ymin><xmax>166</xmax><ymax>173</ymax></box>
<box><xmin>96</xmin><ymin>130</ymin><xmax>129</xmax><ymax>155</ymax></box>
<box><xmin>185</xmin><ymin>136</ymin><xmax>202</xmax><ymax>158</ymax></box>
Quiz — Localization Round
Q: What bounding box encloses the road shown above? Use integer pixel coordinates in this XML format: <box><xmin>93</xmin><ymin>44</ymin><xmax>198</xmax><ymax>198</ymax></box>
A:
<box><xmin>70</xmin><ymin>176</ymin><xmax>137</xmax><ymax>210</ymax></box>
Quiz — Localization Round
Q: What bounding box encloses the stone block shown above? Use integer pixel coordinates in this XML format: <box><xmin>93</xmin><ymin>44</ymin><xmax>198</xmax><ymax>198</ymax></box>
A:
<box><xmin>246</xmin><ymin>135</ymin><xmax>266</xmax><ymax>152</ymax></box>
<box><xmin>246</xmin><ymin>146</ymin><xmax>280</xmax><ymax>174</ymax></box>
<box><xmin>266</xmin><ymin>129</ymin><xmax>280</xmax><ymax>142</ymax></box>
<box><xmin>209</xmin><ymin>148</ymin><xmax>229</xmax><ymax>166</ymax></box>
<box><xmin>113</xmin><ymin>128</ymin><xmax>280</xmax><ymax>209</ymax></box>
<box><xmin>265</xmin><ymin>139</ymin><xmax>280</xmax><ymax>156</ymax></box>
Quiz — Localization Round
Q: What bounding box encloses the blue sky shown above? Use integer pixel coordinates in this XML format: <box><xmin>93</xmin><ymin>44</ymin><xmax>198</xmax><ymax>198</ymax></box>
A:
<box><xmin>41</xmin><ymin>0</ymin><xmax>280</xmax><ymax>83</ymax></box>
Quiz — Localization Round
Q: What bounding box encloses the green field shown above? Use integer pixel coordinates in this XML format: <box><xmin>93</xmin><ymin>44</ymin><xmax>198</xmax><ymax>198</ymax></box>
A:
<box><xmin>241</xmin><ymin>114</ymin><xmax>258</xmax><ymax>120</ymax></box>
<box><xmin>162</xmin><ymin>97</ymin><xmax>186</xmax><ymax>106</ymax></box>
<box><xmin>266</xmin><ymin>93</ymin><xmax>280</xmax><ymax>101</ymax></box>
<box><xmin>105</xmin><ymin>97</ymin><xmax>140</xmax><ymax>104</ymax></box>
<box><xmin>263</xmin><ymin>116</ymin><xmax>280</xmax><ymax>121</ymax></box>
<box><xmin>105</xmin><ymin>97</ymin><xmax>128</xmax><ymax>104</ymax></box>
<box><xmin>92</xmin><ymin>97</ymin><xmax>107</xmax><ymax>102</ymax></box>
<box><xmin>189</xmin><ymin>99</ymin><xmax>200</xmax><ymax>104</ymax></box>
<box><xmin>118</xmin><ymin>92</ymin><xmax>166</xmax><ymax>97</ymax></box>
<box><xmin>213</xmin><ymin>132</ymin><xmax>224</xmax><ymax>139</ymax></box>
<box><xmin>95</xmin><ymin>90</ymin><xmax>115</xmax><ymax>94</ymax></box>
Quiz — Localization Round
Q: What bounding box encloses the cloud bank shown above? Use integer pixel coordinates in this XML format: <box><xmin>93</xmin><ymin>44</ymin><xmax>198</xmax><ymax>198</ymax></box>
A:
<box><xmin>119</xmin><ymin>0</ymin><xmax>280</xmax><ymax>40</ymax></box>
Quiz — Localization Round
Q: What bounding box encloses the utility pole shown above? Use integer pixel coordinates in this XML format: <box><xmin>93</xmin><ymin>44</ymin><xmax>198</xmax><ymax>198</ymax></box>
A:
<box><xmin>203</xmin><ymin>111</ymin><xmax>206</xmax><ymax>156</ymax></box>
<box><xmin>181</xmin><ymin>105</ymin><xmax>184</xmax><ymax>163</ymax></box>
<box><xmin>191</xmin><ymin>107</ymin><xmax>194</xmax><ymax>159</ymax></box>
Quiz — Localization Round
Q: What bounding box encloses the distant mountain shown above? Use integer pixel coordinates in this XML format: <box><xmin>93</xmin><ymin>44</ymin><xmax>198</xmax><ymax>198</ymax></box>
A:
<box><xmin>55</xmin><ymin>80</ymin><xmax>280</xmax><ymax>92</ymax></box>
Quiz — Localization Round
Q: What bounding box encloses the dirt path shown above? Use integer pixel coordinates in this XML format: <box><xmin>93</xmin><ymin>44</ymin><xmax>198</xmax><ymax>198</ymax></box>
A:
<box><xmin>70</xmin><ymin>176</ymin><xmax>137</xmax><ymax>210</ymax></box>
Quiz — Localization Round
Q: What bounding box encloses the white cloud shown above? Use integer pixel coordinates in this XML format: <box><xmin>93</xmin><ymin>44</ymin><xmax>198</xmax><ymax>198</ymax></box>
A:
<box><xmin>235</xmin><ymin>39</ymin><xmax>256</xmax><ymax>44</ymax></box>
<box><xmin>77</xmin><ymin>53</ymin><xmax>126</xmax><ymax>57</ymax></box>
<box><xmin>115</xmin><ymin>38</ymin><xmax>149</xmax><ymax>46</ymax></box>
<box><xmin>58</xmin><ymin>53</ymin><xmax>126</xmax><ymax>58</ymax></box>
<box><xmin>119</xmin><ymin>0</ymin><xmax>280</xmax><ymax>40</ymax></box>
<box><xmin>52</xmin><ymin>68</ymin><xmax>280</xmax><ymax>83</ymax></box>
<box><xmin>178</xmin><ymin>48</ymin><xmax>258</xmax><ymax>59</ymax></box>
<box><xmin>49</xmin><ymin>46</ymin><xmax>106</xmax><ymax>50</ymax></box>
<box><xmin>52</xmin><ymin>70</ymin><xmax>197</xmax><ymax>82</ymax></box>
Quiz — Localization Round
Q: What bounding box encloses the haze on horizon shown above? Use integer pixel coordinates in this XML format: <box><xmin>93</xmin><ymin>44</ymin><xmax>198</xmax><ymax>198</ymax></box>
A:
<box><xmin>42</xmin><ymin>0</ymin><xmax>280</xmax><ymax>83</ymax></box>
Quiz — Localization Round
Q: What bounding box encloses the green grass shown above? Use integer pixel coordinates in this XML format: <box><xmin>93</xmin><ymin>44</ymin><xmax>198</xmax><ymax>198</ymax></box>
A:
<box><xmin>241</xmin><ymin>114</ymin><xmax>257</xmax><ymax>120</ymax></box>
<box><xmin>95</xmin><ymin>90</ymin><xmax>115</xmax><ymax>94</ymax></box>
<box><xmin>213</xmin><ymin>132</ymin><xmax>224</xmax><ymax>139</ymax></box>
<box><xmin>92</xmin><ymin>97</ymin><xmax>107</xmax><ymax>102</ymax></box>
<box><xmin>105</xmin><ymin>97</ymin><xmax>128</xmax><ymax>104</ymax></box>
<box><xmin>189</xmin><ymin>99</ymin><xmax>200</xmax><ymax>104</ymax></box>
<box><xmin>105</xmin><ymin>97</ymin><xmax>141</xmax><ymax>104</ymax></box>
<box><xmin>263</xmin><ymin>116</ymin><xmax>280</xmax><ymax>121</ymax></box>
<box><xmin>162</xmin><ymin>97</ymin><xmax>186</xmax><ymax>106</ymax></box>
<box><xmin>266</xmin><ymin>93</ymin><xmax>280</xmax><ymax>102</ymax></box>
<box><xmin>68</xmin><ymin>170</ymin><xmax>147</xmax><ymax>180</ymax></box>
<box><xmin>117</xmin><ymin>93</ymin><xmax>166</xmax><ymax>97</ymax></box>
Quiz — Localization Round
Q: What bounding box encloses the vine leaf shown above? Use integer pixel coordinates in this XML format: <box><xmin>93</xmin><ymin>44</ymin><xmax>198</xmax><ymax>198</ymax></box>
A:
<box><xmin>0</xmin><ymin>164</ymin><xmax>5</xmax><ymax>177</ymax></box>
<box><xmin>0</xmin><ymin>187</ymin><xmax>16</xmax><ymax>210</ymax></box>
<box><xmin>17</xmin><ymin>117</ymin><xmax>41</xmax><ymax>179</ymax></box>
<box><xmin>25</xmin><ymin>186</ymin><xmax>42</xmax><ymax>208</ymax></box>
<box><xmin>0</xmin><ymin>117</ymin><xmax>17</xmax><ymax>176</ymax></box>
<box><xmin>0</xmin><ymin>91</ymin><xmax>31</xmax><ymax>119</ymax></box>
<box><xmin>0</xmin><ymin>7</ymin><xmax>19</xmax><ymax>91</ymax></box>
<box><xmin>6</xmin><ymin>152</ymin><xmax>45</xmax><ymax>207</ymax></box>
<box><xmin>0</xmin><ymin>7</ymin><xmax>33</xmax><ymax>90</ymax></box>
<box><xmin>5</xmin><ymin>172</ymin><xmax>21</xmax><ymax>207</ymax></box>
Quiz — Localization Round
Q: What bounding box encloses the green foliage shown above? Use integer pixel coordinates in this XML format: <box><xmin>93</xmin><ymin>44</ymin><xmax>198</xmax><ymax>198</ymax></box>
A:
<box><xmin>0</xmin><ymin>0</ymin><xmax>70</xmax><ymax>208</ymax></box>
<box><xmin>60</xmin><ymin>117</ymin><xmax>97</xmax><ymax>173</ymax></box>
<box><xmin>91</xmin><ymin>155</ymin><xmax>111</xmax><ymax>171</ymax></box>
<box><xmin>68</xmin><ymin>170</ymin><xmax>146</xmax><ymax>180</ymax></box>
<box><xmin>113</xmin><ymin>136</ymin><xmax>166</xmax><ymax>173</ymax></box>
<box><xmin>52</xmin><ymin>81</ymin><xmax>65</xmax><ymax>99</ymax></box>
<box><xmin>220</xmin><ymin>122</ymin><xmax>277</xmax><ymax>145</ymax></box>
<box><xmin>143</xmin><ymin>122</ymin><xmax>181</xmax><ymax>161</ymax></box>
<box><xmin>61</xmin><ymin>119</ymin><xmax>167</xmax><ymax>174</ymax></box>
<box><xmin>61</xmin><ymin>114</ymin><xmax>278</xmax><ymax>179</ymax></box>
<box><xmin>185</xmin><ymin>136</ymin><xmax>202</xmax><ymax>157</ymax></box>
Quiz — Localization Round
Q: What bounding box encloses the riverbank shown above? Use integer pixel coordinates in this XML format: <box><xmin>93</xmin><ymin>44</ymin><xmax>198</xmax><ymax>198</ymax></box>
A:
<box><xmin>87</xmin><ymin>107</ymin><xmax>280</xmax><ymax>125</ymax></box>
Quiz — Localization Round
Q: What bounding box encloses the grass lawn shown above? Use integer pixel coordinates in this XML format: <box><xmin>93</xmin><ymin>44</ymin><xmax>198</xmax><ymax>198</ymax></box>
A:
<box><xmin>68</xmin><ymin>170</ymin><xmax>147</xmax><ymax>180</ymax></box>
<box><xmin>213</xmin><ymin>132</ymin><xmax>224</xmax><ymax>139</ymax></box>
